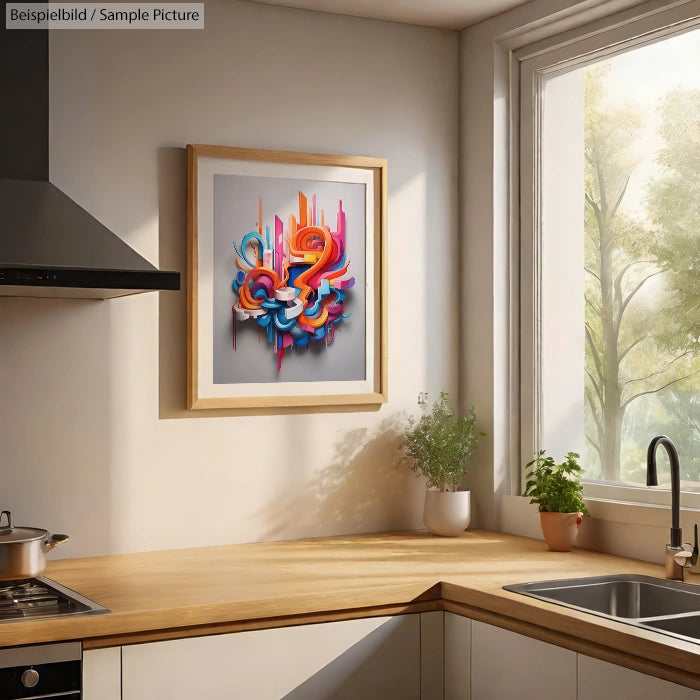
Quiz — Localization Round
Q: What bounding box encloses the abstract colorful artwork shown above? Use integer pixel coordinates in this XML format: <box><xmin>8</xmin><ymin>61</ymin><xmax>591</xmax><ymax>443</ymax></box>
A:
<box><xmin>231</xmin><ymin>192</ymin><xmax>356</xmax><ymax>372</ymax></box>
<box><xmin>187</xmin><ymin>144</ymin><xmax>387</xmax><ymax>410</ymax></box>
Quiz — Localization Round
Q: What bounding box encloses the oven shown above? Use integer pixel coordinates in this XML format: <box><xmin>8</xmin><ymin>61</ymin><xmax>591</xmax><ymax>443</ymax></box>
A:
<box><xmin>0</xmin><ymin>641</ymin><xmax>81</xmax><ymax>699</ymax></box>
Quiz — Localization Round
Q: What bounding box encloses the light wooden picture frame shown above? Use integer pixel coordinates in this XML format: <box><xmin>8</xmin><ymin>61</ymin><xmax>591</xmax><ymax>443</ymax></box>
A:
<box><xmin>186</xmin><ymin>144</ymin><xmax>387</xmax><ymax>410</ymax></box>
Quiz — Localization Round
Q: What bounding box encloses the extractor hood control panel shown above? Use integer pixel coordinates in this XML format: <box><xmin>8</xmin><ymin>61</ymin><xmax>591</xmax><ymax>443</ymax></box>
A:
<box><xmin>0</xmin><ymin>269</ymin><xmax>60</xmax><ymax>284</ymax></box>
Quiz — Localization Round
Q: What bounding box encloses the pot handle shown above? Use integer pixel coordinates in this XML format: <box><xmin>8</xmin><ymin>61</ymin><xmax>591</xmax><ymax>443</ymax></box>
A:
<box><xmin>0</xmin><ymin>511</ymin><xmax>12</xmax><ymax>530</ymax></box>
<box><xmin>44</xmin><ymin>534</ymin><xmax>69</xmax><ymax>553</ymax></box>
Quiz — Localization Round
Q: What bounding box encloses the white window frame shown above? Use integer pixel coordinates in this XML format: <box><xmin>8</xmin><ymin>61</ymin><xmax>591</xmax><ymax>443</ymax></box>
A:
<box><xmin>516</xmin><ymin>1</ymin><xmax>700</xmax><ymax>511</ymax></box>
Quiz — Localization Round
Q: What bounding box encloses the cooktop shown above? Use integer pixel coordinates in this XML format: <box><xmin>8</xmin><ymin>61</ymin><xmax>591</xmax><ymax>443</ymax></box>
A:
<box><xmin>0</xmin><ymin>577</ymin><xmax>109</xmax><ymax>621</ymax></box>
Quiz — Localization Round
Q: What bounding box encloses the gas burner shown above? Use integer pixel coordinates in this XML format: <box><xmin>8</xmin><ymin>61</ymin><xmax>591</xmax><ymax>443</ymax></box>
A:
<box><xmin>0</xmin><ymin>581</ymin><xmax>50</xmax><ymax>595</ymax></box>
<box><xmin>0</xmin><ymin>577</ymin><xmax>108</xmax><ymax>621</ymax></box>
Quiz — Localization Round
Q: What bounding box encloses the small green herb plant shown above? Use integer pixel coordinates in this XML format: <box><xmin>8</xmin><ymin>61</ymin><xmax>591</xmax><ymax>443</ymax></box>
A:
<box><xmin>401</xmin><ymin>391</ymin><xmax>483</xmax><ymax>492</ymax></box>
<box><xmin>523</xmin><ymin>450</ymin><xmax>589</xmax><ymax>514</ymax></box>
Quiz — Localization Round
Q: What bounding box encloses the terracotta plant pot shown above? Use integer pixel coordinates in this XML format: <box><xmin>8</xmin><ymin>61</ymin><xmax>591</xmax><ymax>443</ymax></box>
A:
<box><xmin>423</xmin><ymin>490</ymin><xmax>471</xmax><ymax>537</ymax></box>
<box><xmin>539</xmin><ymin>511</ymin><xmax>583</xmax><ymax>552</ymax></box>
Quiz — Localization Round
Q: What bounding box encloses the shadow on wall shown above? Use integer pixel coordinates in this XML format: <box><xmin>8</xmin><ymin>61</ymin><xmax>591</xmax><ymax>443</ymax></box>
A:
<box><xmin>252</xmin><ymin>414</ymin><xmax>425</xmax><ymax>540</ymax></box>
<box><xmin>281</xmin><ymin>617</ymin><xmax>420</xmax><ymax>700</ymax></box>
<box><xmin>157</xmin><ymin>146</ymin><xmax>188</xmax><ymax>419</ymax></box>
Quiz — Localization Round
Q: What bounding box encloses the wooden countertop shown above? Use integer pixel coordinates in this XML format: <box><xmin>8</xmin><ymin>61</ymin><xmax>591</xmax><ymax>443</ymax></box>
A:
<box><xmin>2</xmin><ymin>531</ymin><xmax>699</xmax><ymax>688</ymax></box>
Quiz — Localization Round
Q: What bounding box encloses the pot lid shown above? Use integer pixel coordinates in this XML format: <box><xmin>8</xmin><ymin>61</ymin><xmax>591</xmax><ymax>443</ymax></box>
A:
<box><xmin>0</xmin><ymin>511</ymin><xmax>47</xmax><ymax>543</ymax></box>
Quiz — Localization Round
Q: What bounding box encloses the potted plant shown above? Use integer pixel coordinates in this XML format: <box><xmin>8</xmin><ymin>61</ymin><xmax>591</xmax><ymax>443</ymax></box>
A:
<box><xmin>523</xmin><ymin>450</ymin><xmax>589</xmax><ymax>551</ymax></box>
<box><xmin>401</xmin><ymin>391</ymin><xmax>483</xmax><ymax>536</ymax></box>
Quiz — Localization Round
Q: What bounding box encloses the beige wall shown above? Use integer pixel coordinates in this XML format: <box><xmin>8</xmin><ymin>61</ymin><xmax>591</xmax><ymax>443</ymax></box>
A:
<box><xmin>0</xmin><ymin>0</ymin><xmax>459</xmax><ymax>557</ymax></box>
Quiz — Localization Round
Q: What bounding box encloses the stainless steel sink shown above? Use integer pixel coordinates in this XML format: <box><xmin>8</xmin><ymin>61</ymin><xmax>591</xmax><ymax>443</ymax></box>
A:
<box><xmin>504</xmin><ymin>574</ymin><xmax>700</xmax><ymax>645</ymax></box>
<box><xmin>644</xmin><ymin>614</ymin><xmax>700</xmax><ymax>641</ymax></box>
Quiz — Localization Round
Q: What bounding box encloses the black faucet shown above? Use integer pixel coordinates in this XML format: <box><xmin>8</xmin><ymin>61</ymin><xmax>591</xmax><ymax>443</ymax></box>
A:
<box><xmin>646</xmin><ymin>436</ymin><xmax>681</xmax><ymax>547</ymax></box>
<box><xmin>647</xmin><ymin>435</ymin><xmax>698</xmax><ymax>580</ymax></box>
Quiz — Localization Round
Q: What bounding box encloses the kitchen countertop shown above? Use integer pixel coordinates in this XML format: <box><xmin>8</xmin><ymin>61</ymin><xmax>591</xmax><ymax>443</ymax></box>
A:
<box><xmin>2</xmin><ymin>531</ymin><xmax>699</xmax><ymax>688</ymax></box>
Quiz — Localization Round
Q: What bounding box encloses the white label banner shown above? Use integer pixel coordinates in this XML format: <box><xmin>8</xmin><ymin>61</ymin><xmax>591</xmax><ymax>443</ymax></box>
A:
<box><xmin>6</xmin><ymin>3</ymin><xmax>204</xmax><ymax>29</ymax></box>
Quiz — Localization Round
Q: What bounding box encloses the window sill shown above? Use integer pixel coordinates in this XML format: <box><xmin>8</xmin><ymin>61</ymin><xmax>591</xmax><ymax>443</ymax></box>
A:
<box><xmin>584</xmin><ymin>497</ymin><xmax>700</xmax><ymax>528</ymax></box>
<box><xmin>499</xmin><ymin>495</ymin><xmax>700</xmax><ymax>565</ymax></box>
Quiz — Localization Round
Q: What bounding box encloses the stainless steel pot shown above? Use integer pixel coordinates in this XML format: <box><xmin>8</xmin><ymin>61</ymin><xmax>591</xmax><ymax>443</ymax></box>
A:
<box><xmin>0</xmin><ymin>511</ymin><xmax>69</xmax><ymax>580</ymax></box>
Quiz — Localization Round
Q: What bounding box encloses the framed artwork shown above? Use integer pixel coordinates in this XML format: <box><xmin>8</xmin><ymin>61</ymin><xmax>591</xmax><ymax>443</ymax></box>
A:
<box><xmin>186</xmin><ymin>144</ymin><xmax>387</xmax><ymax>409</ymax></box>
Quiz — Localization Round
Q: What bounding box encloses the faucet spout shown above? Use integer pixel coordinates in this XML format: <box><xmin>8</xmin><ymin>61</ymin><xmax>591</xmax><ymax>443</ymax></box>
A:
<box><xmin>647</xmin><ymin>435</ymin><xmax>682</xmax><ymax>547</ymax></box>
<box><xmin>647</xmin><ymin>435</ymin><xmax>681</xmax><ymax>548</ymax></box>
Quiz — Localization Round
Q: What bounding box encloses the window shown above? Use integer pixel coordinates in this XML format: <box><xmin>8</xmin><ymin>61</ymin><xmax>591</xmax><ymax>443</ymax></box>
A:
<box><xmin>519</xmin><ymin>4</ymin><xmax>700</xmax><ymax>506</ymax></box>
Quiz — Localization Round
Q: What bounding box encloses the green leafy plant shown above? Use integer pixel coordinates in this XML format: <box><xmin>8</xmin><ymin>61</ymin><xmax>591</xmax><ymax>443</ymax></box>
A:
<box><xmin>401</xmin><ymin>391</ymin><xmax>483</xmax><ymax>492</ymax></box>
<box><xmin>523</xmin><ymin>450</ymin><xmax>589</xmax><ymax>514</ymax></box>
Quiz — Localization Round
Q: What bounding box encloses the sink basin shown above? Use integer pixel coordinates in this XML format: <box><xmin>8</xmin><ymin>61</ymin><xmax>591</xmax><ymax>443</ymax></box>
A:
<box><xmin>504</xmin><ymin>574</ymin><xmax>700</xmax><ymax>618</ymax></box>
<box><xmin>643</xmin><ymin>614</ymin><xmax>700</xmax><ymax>641</ymax></box>
<box><xmin>504</xmin><ymin>574</ymin><xmax>700</xmax><ymax>645</ymax></box>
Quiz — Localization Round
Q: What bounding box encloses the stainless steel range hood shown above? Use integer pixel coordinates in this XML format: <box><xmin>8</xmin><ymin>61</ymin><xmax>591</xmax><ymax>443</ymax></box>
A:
<box><xmin>0</xmin><ymin>13</ymin><xmax>180</xmax><ymax>299</ymax></box>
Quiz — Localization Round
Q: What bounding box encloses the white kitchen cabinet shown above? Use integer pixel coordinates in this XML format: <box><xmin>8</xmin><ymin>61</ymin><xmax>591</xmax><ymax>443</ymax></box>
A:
<box><xmin>122</xmin><ymin>614</ymin><xmax>420</xmax><ymax>700</ymax></box>
<box><xmin>470</xmin><ymin>620</ymin><xmax>577</xmax><ymax>700</ymax></box>
<box><xmin>444</xmin><ymin>612</ymin><xmax>471</xmax><ymax>700</ymax></box>
<box><xmin>91</xmin><ymin>609</ymin><xmax>700</xmax><ymax>699</ymax></box>
<box><xmin>82</xmin><ymin>647</ymin><xmax>121</xmax><ymax>700</ymax></box>
<box><xmin>578</xmin><ymin>654</ymin><xmax>700</xmax><ymax>699</ymax></box>
<box><xmin>421</xmin><ymin>611</ymin><xmax>444</xmax><ymax>699</ymax></box>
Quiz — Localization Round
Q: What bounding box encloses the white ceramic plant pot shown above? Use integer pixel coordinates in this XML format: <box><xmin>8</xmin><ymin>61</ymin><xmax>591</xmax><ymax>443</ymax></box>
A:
<box><xmin>423</xmin><ymin>490</ymin><xmax>471</xmax><ymax>537</ymax></box>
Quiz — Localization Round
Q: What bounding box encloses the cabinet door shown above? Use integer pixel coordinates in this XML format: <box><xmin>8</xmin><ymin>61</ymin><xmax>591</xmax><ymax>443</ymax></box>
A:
<box><xmin>122</xmin><ymin>614</ymin><xmax>419</xmax><ymax>700</ymax></box>
<box><xmin>471</xmin><ymin>621</ymin><xmax>577</xmax><ymax>700</ymax></box>
<box><xmin>421</xmin><ymin>611</ymin><xmax>444</xmax><ymax>699</ymax></box>
<box><xmin>444</xmin><ymin>612</ymin><xmax>471</xmax><ymax>700</ymax></box>
<box><xmin>83</xmin><ymin>648</ymin><xmax>121</xmax><ymax>700</ymax></box>
<box><xmin>578</xmin><ymin>655</ymin><xmax>700</xmax><ymax>699</ymax></box>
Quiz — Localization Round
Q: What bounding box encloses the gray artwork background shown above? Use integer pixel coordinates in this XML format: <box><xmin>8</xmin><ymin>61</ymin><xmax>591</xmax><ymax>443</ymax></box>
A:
<box><xmin>213</xmin><ymin>174</ymin><xmax>366</xmax><ymax>385</ymax></box>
